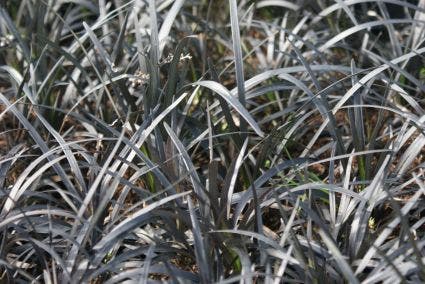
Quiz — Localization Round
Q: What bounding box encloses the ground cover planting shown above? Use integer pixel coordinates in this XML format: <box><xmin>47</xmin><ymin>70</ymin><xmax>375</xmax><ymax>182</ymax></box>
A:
<box><xmin>0</xmin><ymin>0</ymin><xmax>424</xmax><ymax>283</ymax></box>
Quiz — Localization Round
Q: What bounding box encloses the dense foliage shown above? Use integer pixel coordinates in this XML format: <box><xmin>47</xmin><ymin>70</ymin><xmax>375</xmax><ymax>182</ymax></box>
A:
<box><xmin>0</xmin><ymin>0</ymin><xmax>424</xmax><ymax>283</ymax></box>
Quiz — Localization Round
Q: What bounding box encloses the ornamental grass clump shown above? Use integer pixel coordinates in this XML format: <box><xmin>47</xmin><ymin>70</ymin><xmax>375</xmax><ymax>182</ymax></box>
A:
<box><xmin>0</xmin><ymin>0</ymin><xmax>424</xmax><ymax>283</ymax></box>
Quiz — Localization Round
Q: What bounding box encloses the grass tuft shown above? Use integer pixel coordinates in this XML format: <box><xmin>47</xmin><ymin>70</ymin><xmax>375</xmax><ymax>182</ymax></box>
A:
<box><xmin>0</xmin><ymin>0</ymin><xmax>424</xmax><ymax>282</ymax></box>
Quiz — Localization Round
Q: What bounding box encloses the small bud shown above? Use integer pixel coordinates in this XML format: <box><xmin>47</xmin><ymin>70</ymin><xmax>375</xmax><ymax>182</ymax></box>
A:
<box><xmin>129</xmin><ymin>70</ymin><xmax>150</xmax><ymax>88</ymax></box>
